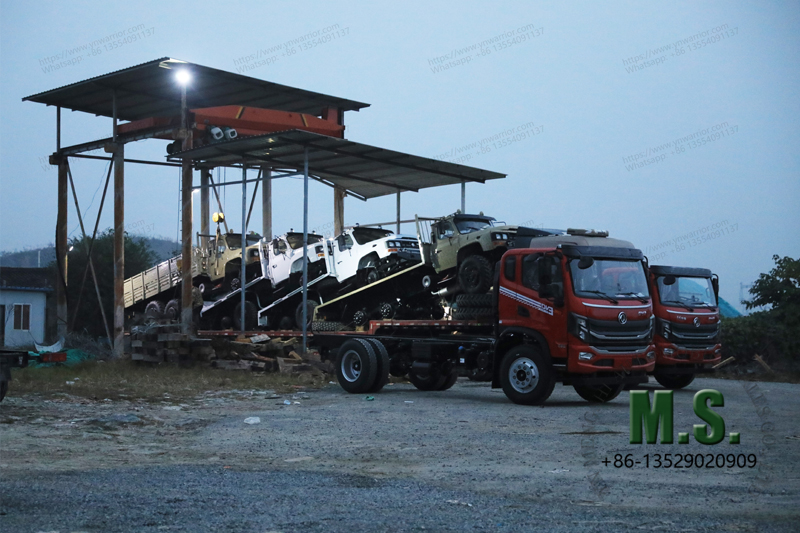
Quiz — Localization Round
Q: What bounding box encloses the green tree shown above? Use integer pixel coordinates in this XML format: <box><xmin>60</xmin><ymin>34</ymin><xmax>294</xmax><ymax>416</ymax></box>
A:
<box><xmin>55</xmin><ymin>229</ymin><xmax>156</xmax><ymax>338</ymax></box>
<box><xmin>745</xmin><ymin>255</ymin><xmax>800</xmax><ymax>323</ymax></box>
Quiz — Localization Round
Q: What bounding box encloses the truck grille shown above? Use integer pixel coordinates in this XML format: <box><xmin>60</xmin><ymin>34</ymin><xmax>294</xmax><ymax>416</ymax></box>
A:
<box><xmin>585</xmin><ymin>317</ymin><xmax>653</xmax><ymax>348</ymax></box>
<box><xmin>670</xmin><ymin>322</ymin><xmax>719</xmax><ymax>347</ymax></box>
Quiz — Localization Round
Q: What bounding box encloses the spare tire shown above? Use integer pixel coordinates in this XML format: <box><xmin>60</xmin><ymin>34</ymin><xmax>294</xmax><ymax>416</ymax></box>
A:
<box><xmin>456</xmin><ymin>294</ymin><xmax>493</xmax><ymax>309</ymax></box>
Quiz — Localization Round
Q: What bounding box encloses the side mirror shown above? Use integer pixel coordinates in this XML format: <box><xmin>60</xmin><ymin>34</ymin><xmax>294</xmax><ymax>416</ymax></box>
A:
<box><xmin>663</xmin><ymin>275</ymin><xmax>676</xmax><ymax>286</ymax></box>
<box><xmin>711</xmin><ymin>274</ymin><xmax>719</xmax><ymax>302</ymax></box>
<box><xmin>578</xmin><ymin>257</ymin><xmax>594</xmax><ymax>270</ymax></box>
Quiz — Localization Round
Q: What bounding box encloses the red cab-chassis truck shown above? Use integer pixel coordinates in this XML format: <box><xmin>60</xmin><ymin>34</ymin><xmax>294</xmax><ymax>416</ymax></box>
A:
<box><xmin>313</xmin><ymin>231</ymin><xmax>657</xmax><ymax>405</ymax></box>
<box><xmin>647</xmin><ymin>265</ymin><xmax>722</xmax><ymax>389</ymax></box>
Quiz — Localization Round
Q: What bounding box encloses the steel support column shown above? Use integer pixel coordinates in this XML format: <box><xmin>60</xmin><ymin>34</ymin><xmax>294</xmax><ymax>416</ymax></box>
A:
<box><xmin>240</xmin><ymin>166</ymin><xmax>247</xmax><ymax>333</ymax></box>
<box><xmin>200</xmin><ymin>168</ymin><xmax>210</xmax><ymax>247</ymax></box>
<box><xmin>396</xmin><ymin>191</ymin><xmax>401</xmax><ymax>234</ymax></box>
<box><xmin>461</xmin><ymin>181</ymin><xmax>466</xmax><ymax>212</ymax></box>
<box><xmin>302</xmin><ymin>148</ymin><xmax>309</xmax><ymax>353</ymax></box>
<box><xmin>112</xmin><ymin>144</ymin><xmax>125</xmax><ymax>356</ymax></box>
<box><xmin>333</xmin><ymin>186</ymin><xmax>345</xmax><ymax>236</ymax></box>
<box><xmin>261</xmin><ymin>165</ymin><xmax>272</xmax><ymax>239</ymax></box>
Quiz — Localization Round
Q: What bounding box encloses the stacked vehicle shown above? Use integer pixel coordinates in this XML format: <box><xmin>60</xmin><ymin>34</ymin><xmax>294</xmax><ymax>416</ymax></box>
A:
<box><xmin>647</xmin><ymin>265</ymin><xmax>722</xmax><ymax>389</ymax></box>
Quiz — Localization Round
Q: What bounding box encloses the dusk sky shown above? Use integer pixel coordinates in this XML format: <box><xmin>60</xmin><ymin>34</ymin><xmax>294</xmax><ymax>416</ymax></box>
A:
<box><xmin>1</xmin><ymin>0</ymin><xmax>798</xmax><ymax>313</ymax></box>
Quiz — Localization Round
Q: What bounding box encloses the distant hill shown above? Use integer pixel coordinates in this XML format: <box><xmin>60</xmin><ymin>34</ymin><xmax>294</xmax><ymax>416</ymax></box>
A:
<box><xmin>0</xmin><ymin>236</ymin><xmax>180</xmax><ymax>268</ymax></box>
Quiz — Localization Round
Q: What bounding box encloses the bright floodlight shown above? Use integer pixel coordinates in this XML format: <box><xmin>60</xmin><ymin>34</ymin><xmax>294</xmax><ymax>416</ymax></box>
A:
<box><xmin>175</xmin><ymin>69</ymin><xmax>191</xmax><ymax>86</ymax></box>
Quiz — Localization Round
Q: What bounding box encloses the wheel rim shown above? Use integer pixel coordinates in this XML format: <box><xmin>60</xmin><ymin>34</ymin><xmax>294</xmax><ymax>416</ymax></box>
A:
<box><xmin>341</xmin><ymin>349</ymin><xmax>363</xmax><ymax>382</ymax></box>
<box><xmin>508</xmin><ymin>357</ymin><xmax>539</xmax><ymax>393</ymax></box>
<box><xmin>463</xmin><ymin>265</ymin><xmax>479</xmax><ymax>288</ymax></box>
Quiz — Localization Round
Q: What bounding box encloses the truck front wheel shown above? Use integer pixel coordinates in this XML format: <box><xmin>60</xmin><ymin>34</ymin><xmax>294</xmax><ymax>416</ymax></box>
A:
<box><xmin>573</xmin><ymin>383</ymin><xmax>624</xmax><ymax>403</ymax></box>
<box><xmin>499</xmin><ymin>345</ymin><xmax>555</xmax><ymax>405</ymax></box>
<box><xmin>458</xmin><ymin>255</ymin><xmax>492</xmax><ymax>294</ymax></box>
<box><xmin>654</xmin><ymin>373</ymin><xmax>695</xmax><ymax>390</ymax></box>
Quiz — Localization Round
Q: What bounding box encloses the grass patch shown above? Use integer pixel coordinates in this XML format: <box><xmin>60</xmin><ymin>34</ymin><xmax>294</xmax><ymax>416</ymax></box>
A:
<box><xmin>9</xmin><ymin>360</ymin><xmax>329</xmax><ymax>401</ymax></box>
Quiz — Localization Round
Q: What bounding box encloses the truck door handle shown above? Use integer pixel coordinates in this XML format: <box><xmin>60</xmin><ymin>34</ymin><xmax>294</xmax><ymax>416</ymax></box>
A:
<box><xmin>517</xmin><ymin>306</ymin><xmax>530</xmax><ymax>317</ymax></box>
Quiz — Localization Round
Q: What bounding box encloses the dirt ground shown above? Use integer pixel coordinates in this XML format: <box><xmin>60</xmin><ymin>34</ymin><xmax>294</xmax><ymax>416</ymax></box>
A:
<box><xmin>1</xmin><ymin>374</ymin><xmax>798</xmax><ymax>532</ymax></box>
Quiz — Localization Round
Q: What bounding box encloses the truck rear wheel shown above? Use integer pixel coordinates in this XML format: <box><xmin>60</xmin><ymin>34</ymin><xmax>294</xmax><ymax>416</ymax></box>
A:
<box><xmin>499</xmin><ymin>345</ymin><xmax>555</xmax><ymax>405</ymax></box>
<box><xmin>458</xmin><ymin>255</ymin><xmax>492</xmax><ymax>295</ymax></box>
<box><xmin>295</xmin><ymin>300</ymin><xmax>319</xmax><ymax>329</ymax></box>
<box><xmin>654</xmin><ymin>373</ymin><xmax>695</xmax><ymax>390</ymax></box>
<box><xmin>335</xmin><ymin>339</ymin><xmax>378</xmax><ymax>394</ymax></box>
<box><xmin>164</xmin><ymin>299</ymin><xmax>180</xmax><ymax>322</ymax></box>
<box><xmin>365</xmin><ymin>339</ymin><xmax>390</xmax><ymax>393</ymax></box>
<box><xmin>144</xmin><ymin>300</ymin><xmax>165</xmax><ymax>325</ymax></box>
<box><xmin>437</xmin><ymin>371</ymin><xmax>458</xmax><ymax>391</ymax></box>
<box><xmin>573</xmin><ymin>383</ymin><xmax>624</xmax><ymax>403</ymax></box>
<box><xmin>234</xmin><ymin>301</ymin><xmax>258</xmax><ymax>330</ymax></box>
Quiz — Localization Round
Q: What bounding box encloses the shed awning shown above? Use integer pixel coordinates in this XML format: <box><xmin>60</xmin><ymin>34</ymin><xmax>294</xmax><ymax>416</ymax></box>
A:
<box><xmin>22</xmin><ymin>58</ymin><xmax>369</xmax><ymax>121</ymax></box>
<box><xmin>167</xmin><ymin>130</ymin><xmax>506</xmax><ymax>200</ymax></box>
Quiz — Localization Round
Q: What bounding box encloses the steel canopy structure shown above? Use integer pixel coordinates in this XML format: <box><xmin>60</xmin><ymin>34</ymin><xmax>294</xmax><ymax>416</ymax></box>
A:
<box><xmin>22</xmin><ymin>57</ymin><xmax>370</xmax><ymax>121</ymax></box>
<box><xmin>23</xmin><ymin>57</ymin><xmax>507</xmax><ymax>355</ymax></box>
<box><xmin>168</xmin><ymin>130</ymin><xmax>506</xmax><ymax>200</ymax></box>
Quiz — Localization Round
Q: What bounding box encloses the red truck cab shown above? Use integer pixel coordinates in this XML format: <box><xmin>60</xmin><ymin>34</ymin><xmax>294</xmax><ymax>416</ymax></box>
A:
<box><xmin>493</xmin><ymin>231</ymin><xmax>656</xmax><ymax>404</ymax></box>
<box><xmin>647</xmin><ymin>265</ymin><xmax>721</xmax><ymax>389</ymax></box>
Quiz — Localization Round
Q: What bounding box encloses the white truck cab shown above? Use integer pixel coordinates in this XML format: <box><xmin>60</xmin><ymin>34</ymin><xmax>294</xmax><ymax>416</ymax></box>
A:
<box><xmin>331</xmin><ymin>226</ymin><xmax>421</xmax><ymax>286</ymax></box>
<box><xmin>262</xmin><ymin>232</ymin><xmax>326</xmax><ymax>289</ymax></box>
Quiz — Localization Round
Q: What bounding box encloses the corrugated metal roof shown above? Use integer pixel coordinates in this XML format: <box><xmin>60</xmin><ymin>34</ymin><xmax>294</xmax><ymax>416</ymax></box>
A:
<box><xmin>22</xmin><ymin>58</ymin><xmax>369</xmax><ymax>121</ymax></box>
<box><xmin>167</xmin><ymin>130</ymin><xmax>506</xmax><ymax>200</ymax></box>
<box><xmin>0</xmin><ymin>267</ymin><xmax>54</xmax><ymax>292</ymax></box>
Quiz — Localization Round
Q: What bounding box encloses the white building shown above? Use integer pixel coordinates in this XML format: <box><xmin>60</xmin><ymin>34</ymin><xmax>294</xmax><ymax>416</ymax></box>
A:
<box><xmin>0</xmin><ymin>268</ymin><xmax>54</xmax><ymax>347</ymax></box>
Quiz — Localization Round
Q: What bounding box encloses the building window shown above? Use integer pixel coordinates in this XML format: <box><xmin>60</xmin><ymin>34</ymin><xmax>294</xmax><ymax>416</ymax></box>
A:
<box><xmin>13</xmin><ymin>304</ymin><xmax>30</xmax><ymax>331</ymax></box>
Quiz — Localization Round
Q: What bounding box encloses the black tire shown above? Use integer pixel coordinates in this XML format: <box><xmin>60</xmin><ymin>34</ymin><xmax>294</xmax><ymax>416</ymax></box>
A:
<box><xmin>654</xmin><ymin>373</ymin><xmax>696</xmax><ymax>390</ymax></box>
<box><xmin>295</xmin><ymin>300</ymin><xmax>319</xmax><ymax>329</ymax></box>
<box><xmin>278</xmin><ymin>316</ymin><xmax>294</xmax><ymax>331</ymax></box>
<box><xmin>144</xmin><ymin>300</ymin><xmax>165</xmax><ymax>324</ymax></box>
<box><xmin>453</xmin><ymin>307</ymin><xmax>493</xmax><ymax>320</ymax></box>
<box><xmin>164</xmin><ymin>299</ymin><xmax>181</xmax><ymax>322</ymax></box>
<box><xmin>233</xmin><ymin>301</ymin><xmax>258</xmax><ymax>330</ymax></box>
<box><xmin>366</xmin><ymin>268</ymin><xmax>379</xmax><ymax>285</ymax></box>
<box><xmin>437</xmin><ymin>371</ymin><xmax>458</xmax><ymax>391</ymax></box>
<box><xmin>365</xmin><ymin>339</ymin><xmax>390</xmax><ymax>393</ymax></box>
<box><xmin>499</xmin><ymin>345</ymin><xmax>555</xmax><ymax>405</ymax></box>
<box><xmin>408</xmin><ymin>370</ymin><xmax>447</xmax><ymax>391</ymax></box>
<box><xmin>456</xmin><ymin>294</ymin><xmax>493</xmax><ymax>308</ymax></box>
<box><xmin>458</xmin><ymin>255</ymin><xmax>493</xmax><ymax>295</ymax></box>
<box><xmin>335</xmin><ymin>339</ymin><xmax>378</xmax><ymax>393</ymax></box>
<box><xmin>430</xmin><ymin>304</ymin><xmax>445</xmax><ymax>320</ymax></box>
<box><xmin>573</xmin><ymin>383</ymin><xmax>625</xmax><ymax>403</ymax></box>
<box><xmin>219</xmin><ymin>315</ymin><xmax>234</xmax><ymax>330</ymax></box>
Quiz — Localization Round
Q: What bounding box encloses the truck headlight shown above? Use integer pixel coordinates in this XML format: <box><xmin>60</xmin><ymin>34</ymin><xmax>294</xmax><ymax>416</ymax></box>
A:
<box><xmin>647</xmin><ymin>351</ymin><xmax>656</xmax><ymax>360</ymax></box>
<box><xmin>578</xmin><ymin>352</ymin><xmax>594</xmax><ymax>361</ymax></box>
<box><xmin>569</xmin><ymin>313</ymin><xmax>589</xmax><ymax>341</ymax></box>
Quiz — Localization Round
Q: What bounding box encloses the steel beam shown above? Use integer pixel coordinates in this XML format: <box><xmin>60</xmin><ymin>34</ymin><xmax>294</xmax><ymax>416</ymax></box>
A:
<box><xmin>396</xmin><ymin>191</ymin><xmax>401</xmax><ymax>234</ymax></box>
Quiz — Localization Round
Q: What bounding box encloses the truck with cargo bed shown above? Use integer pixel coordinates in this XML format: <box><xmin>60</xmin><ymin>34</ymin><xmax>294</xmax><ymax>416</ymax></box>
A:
<box><xmin>312</xmin><ymin>230</ymin><xmax>657</xmax><ymax>404</ymax></box>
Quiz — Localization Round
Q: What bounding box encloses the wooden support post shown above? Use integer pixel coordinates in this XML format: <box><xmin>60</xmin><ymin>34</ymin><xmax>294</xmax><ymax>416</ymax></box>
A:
<box><xmin>55</xmin><ymin>156</ymin><xmax>68</xmax><ymax>337</ymax></box>
<box><xmin>180</xmin><ymin>83</ymin><xmax>194</xmax><ymax>336</ymax></box>
<box><xmin>261</xmin><ymin>165</ymin><xmax>272</xmax><ymax>239</ymax></box>
<box><xmin>333</xmin><ymin>186</ymin><xmax>345</xmax><ymax>236</ymax></box>
<box><xmin>112</xmin><ymin>144</ymin><xmax>125</xmax><ymax>356</ymax></box>
<box><xmin>200</xmin><ymin>168</ymin><xmax>210</xmax><ymax>248</ymax></box>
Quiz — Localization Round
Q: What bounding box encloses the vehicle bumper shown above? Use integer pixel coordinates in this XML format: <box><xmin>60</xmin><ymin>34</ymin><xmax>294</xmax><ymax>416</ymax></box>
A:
<box><xmin>652</xmin><ymin>342</ymin><xmax>721</xmax><ymax>374</ymax></box>
<box><xmin>567</xmin><ymin>343</ymin><xmax>656</xmax><ymax>374</ymax></box>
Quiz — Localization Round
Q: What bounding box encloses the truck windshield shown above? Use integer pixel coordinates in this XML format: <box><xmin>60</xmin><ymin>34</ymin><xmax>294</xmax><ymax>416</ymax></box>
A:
<box><xmin>657</xmin><ymin>276</ymin><xmax>717</xmax><ymax>307</ymax></box>
<box><xmin>569</xmin><ymin>259</ymin><xmax>648</xmax><ymax>300</ymax></box>
<box><xmin>286</xmin><ymin>233</ymin><xmax>323</xmax><ymax>249</ymax></box>
<box><xmin>225</xmin><ymin>233</ymin><xmax>261</xmax><ymax>250</ymax></box>
<box><xmin>454</xmin><ymin>217</ymin><xmax>496</xmax><ymax>233</ymax></box>
<box><xmin>352</xmin><ymin>227</ymin><xmax>392</xmax><ymax>244</ymax></box>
